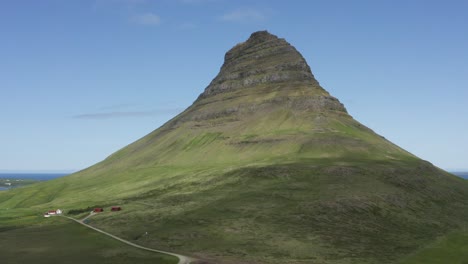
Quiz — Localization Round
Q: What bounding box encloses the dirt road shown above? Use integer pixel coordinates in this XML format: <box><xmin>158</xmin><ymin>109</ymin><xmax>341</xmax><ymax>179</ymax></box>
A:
<box><xmin>62</xmin><ymin>215</ymin><xmax>194</xmax><ymax>264</ymax></box>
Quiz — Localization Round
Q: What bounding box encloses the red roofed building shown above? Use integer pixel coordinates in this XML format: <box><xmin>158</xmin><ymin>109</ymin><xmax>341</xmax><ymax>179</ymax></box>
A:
<box><xmin>44</xmin><ymin>209</ymin><xmax>62</xmax><ymax>217</ymax></box>
<box><xmin>111</xmin><ymin>206</ymin><xmax>121</xmax><ymax>211</ymax></box>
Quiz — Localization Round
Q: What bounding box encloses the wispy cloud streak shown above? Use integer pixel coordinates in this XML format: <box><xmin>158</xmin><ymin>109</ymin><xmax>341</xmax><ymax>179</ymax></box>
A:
<box><xmin>99</xmin><ymin>103</ymin><xmax>139</xmax><ymax>111</ymax></box>
<box><xmin>220</xmin><ymin>8</ymin><xmax>267</xmax><ymax>23</ymax></box>
<box><xmin>92</xmin><ymin>0</ymin><xmax>147</xmax><ymax>10</ymax></box>
<box><xmin>131</xmin><ymin>13</ymin><xmax>161</xmax><ymax>26</ymax></box>
<box><xmin>179</xmin><ymin>0</ymin><xmax>220</xmax><ymax>4</ymax></box>
<box><xmin>73</xmin><ymin>108</ymin><xmax>184</xmax><ymax>120</ymax></box>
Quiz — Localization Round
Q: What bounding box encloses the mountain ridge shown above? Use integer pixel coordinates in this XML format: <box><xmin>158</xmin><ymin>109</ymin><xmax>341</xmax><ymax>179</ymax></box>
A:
<box><xmin>95</xmin><ymin>30</ymin><xmax>413</xmax><ymax>171</ymax></box>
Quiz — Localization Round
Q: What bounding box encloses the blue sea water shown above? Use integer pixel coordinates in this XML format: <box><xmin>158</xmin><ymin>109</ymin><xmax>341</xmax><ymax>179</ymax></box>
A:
<box><xmin>0</xmin><ymin>173</ymin><xmax>69</xmax><ymax>191</ymax></box>
<box><xmin>0</xmin><ymin>173</ymin><xmax>69</xmax><ymax>180</ymax></box>
<box><xmin>452</xmin><ymin>172</ymin><xmax>468</xmax><ymax>179</ymax></box>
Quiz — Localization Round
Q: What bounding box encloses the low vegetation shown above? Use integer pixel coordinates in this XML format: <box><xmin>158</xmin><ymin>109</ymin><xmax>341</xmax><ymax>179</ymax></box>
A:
<box><xmin>400</xmin><ymin>230</ymin><xmax>468</xmax><ymax>264</ymax></box>
<box><xmin>0</xmin><ymin>217</ymin><xmax>177</xmax><ymax>264</ymax></box>
<box><xmin>83</xmin><ymin>161</ymin><xmax>468</xmax><ymax>264</ymax></box>
<box><xmin>68</xmin><ymin>205</ymin><xmax>106</xmax><ymax>215</ymax></box>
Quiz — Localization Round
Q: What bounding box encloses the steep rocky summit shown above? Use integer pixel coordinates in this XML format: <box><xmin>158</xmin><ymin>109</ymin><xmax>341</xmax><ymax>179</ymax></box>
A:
<box><xmin>201</xmin><ymin>31</ymin><xmax>321</xmax><ymax>97</ymax></box>
<box><xmin>196</xmin><ymin>30</ymin><xmax>347</xmax><ymax>118</ymax></box>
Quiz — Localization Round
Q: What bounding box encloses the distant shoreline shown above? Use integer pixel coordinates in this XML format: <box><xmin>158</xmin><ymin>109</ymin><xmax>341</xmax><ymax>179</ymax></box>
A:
<box><xmin>0</xmin><ymin>173</ymin><xmax>69</xmax><ymax>191</ymax></box>
<box><xmin>0</xmin><ymin>173</ymin><xmax>69</xmax><ymax>180</ymax></box>
<box><xmin>451</xmin><ymin>172</ymin><xmax>468</xmax><ymax>179</ymax></box>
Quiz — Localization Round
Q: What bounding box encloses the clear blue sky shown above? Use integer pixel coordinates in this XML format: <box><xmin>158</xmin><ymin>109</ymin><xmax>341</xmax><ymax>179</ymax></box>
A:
<box><xmin>1</xmin><ymin>0</ymin><xmax>467</xmax><ymax>172</ymax></box>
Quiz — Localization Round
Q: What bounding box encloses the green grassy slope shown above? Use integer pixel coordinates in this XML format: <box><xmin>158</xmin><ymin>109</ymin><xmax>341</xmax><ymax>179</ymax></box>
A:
<box><xmin>0</xmin><ymin>85</ymin><xmax>417</xmax><ymax>210</ymax></box>
<box><xmin>74</xmin><ymin>161</ymin><xmax>468</xmax><ymax>264</ymax></box>
<box><xmin>2</xmin><ymin>159</ymin><xmax>466</xmax><ymax>263</ymax></box>
<box><xmin>399</xmin><ymin>230</ymin><xmax>468</xmax><ymax>264</ymax></box>
<box><xmin>0</xmin><ymin>217</ymin><xmax>177</xmax><ymax>264</ymax></box>
<box><xmin>0</xmin><ymin>96</ymin><xmax>416</xmax><ymax>210</ymax></box>
<box><xmin>0</xmin><ymin>31</ymin><xmax>467</xmax><ymax>263</ymax></box>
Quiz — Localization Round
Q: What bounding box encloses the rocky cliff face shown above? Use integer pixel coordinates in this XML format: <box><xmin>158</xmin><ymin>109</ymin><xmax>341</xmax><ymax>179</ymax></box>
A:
<box><xmin>195</xmin><ymin>31</ymin><xmax>347</xmax><ymax>114</ymax></box>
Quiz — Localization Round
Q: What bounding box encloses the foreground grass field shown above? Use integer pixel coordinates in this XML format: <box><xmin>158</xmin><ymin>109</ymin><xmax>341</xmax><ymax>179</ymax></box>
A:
<box><xmin>1</xmin><ymin>159</ymin><xmax>467</xmax><ymax>263</ymax></box>
<box><xmin>400</xmin><ymin>230</ymin><xmax>468</xmax><ymax>264</ymax></box>
<box><xmin>0</xmin><ymin>217</ymin><xmax>178</xmax><ymax>264</ymax></box>
<box><xmin>72</xmin><ymin>161</ymin><xmax>467</xmax><ymax>264</ymax></box>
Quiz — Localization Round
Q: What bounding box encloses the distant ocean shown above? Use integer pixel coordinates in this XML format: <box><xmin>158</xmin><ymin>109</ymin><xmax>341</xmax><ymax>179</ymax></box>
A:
<box><xmin>452</xmin><ymin>172</ymin><xmax>468</xmax><ymax>179</ymax></box>
<box><xmin>0</xmin><ymin>173</ymin><xmax>69</xmax><ymax>191</ymax></box>
<box><xmin>0</xmin><ymin>173</ymin><xmax>69</xmax><ymax>180</ymax></box>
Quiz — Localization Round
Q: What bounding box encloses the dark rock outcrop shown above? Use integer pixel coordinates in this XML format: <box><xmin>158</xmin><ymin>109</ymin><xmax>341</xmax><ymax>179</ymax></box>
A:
<box><xmin>194</xmin><ymin>30</ymin><xmax>347</xmax><ymax>117</ymax></box>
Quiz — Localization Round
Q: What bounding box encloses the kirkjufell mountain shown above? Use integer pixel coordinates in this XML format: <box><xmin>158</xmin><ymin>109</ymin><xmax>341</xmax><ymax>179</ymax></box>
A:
<box><xmin>105</xmin><ymin>30</ymin><xmax>412</xmax><ymax>167</ymax></box>
<box><xmin>1</xmin><ymin>31</ymin><xmax>467</xmax><ymax>264</ymax></box>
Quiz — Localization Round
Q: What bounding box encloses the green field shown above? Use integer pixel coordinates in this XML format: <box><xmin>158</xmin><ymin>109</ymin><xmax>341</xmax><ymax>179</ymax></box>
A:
<box><xmin>400</xmin><ymin>230</ymin><xmax>468</xmax><ymax>264</ymax></box>
<box><xmin>0</xmin><ymin>217</ymin><xmax>178</xmax><ymax>264</ymax></box>
<box><xmin>2</xmin><ymin>159</ymin><xmax>463</xmax><ymax>263</ymax></box>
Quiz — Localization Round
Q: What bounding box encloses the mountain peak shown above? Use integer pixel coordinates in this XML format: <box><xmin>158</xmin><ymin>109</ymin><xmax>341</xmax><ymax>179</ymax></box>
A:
<box><xmin>223</xmin><ymin>30</ymin><xmax>287</xmax><ymax>63</ymax></box>
<box><xmin>199</xmin><ymin>30</ymin><xmax>318</xmax><ymax>99</ymax></box>
<box><xmin>197</xmin><ymin>31</ymin><xmax>347</xmax><ymax>114</ymax></box>
<box><xmin>247</xmin><ymin>30</ymin><xmax>279</xmax><ymax>43</ymax></box>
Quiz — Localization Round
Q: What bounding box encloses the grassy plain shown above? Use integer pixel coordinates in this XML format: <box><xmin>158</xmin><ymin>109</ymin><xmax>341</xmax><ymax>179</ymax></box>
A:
<box><xmin>400</xmin><ymin>230</ymin><xmax>468</xmax><ymax>264</ymax></box>
<box><xmin>83</xmin><ymin>161</ymin><xmax>468</xmax><ymax>264</ymax></box>
<box><xmin>0</xmin><ymin>216</ymin><xmax>178</xmax><ymax>264</ymax></box>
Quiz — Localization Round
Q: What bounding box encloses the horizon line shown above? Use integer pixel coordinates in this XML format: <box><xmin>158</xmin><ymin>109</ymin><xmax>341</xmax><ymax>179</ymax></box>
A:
<box><xmin>0</xmin><ymin>170</ymin><xmax>76</xmax><ymax>174</ymax></box>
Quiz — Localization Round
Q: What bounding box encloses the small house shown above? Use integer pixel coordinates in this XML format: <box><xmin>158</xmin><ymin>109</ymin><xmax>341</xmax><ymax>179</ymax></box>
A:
<box><xmin>94</xmin><ymin>208</ymin><xmax>104</xmax><ymax>213</ymax></box>
<box><xmin>111</xmin><ymin>206</ymin><xmax>121</xmax><ymax>211</ymax></box>
<box><xmin>44</xmin><ymin>209</ymin><xmax>62</xmax><ymax>217</ymax></box>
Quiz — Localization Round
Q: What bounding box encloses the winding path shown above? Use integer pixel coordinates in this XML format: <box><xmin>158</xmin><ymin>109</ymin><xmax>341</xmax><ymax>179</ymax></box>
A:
<box><xmin>61</xmin><ymin>214</ymin><xmax>194</xmax><ymax>264</ymax></box>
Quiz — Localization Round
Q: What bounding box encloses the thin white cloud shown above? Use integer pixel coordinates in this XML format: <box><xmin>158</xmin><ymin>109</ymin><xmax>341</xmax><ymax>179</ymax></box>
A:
<box><xmin>99</xmin><ymin>103</ymin><xmax>138</xmax><ymax>111</ymax></box>
<box><xmin>73</xmin><ymin>111</ymin><xmax>155</xmax><ymax>119</ymax></box>
<box><xmin>93</xmin><ymin>0</ymin><xmax>147</xmax><ymax>10</ymax></box>
<box><xmin>121</xmin><ymin>0</ymin><xmax>146</xmax><ymax>4</ymax></box>
<box><xmin>221</xmin><ymin>8</ymin><xmax>267</xmax><ymax>23</ymax></box>
<box><xmin>95</xmin><ymin>0</ymin><xmax>146</xmax><ymax>5</ymax></box>
<box><xmin>180</xmin><ymin>0</ymin><xmax>220</xmax><ymax>4</ymax></box>
<box><xmin>131</xmin><ymin>13</ymin><xmax>161</xmax><ymax>26</ymax></box>
<box><xmin>72</xmin><ymin>108</ymin><xmax>184</xmax><ymax>120</ymax></box>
